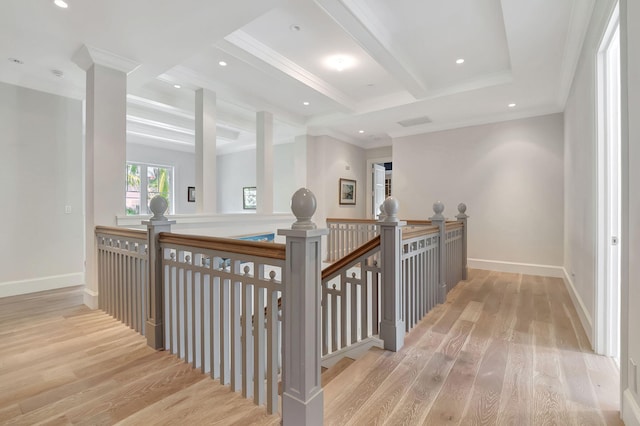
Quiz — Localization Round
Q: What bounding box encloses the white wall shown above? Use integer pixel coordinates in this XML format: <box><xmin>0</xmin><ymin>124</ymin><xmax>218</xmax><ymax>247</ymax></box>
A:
<box><xmin>126</xmin><ymin>143</ymin><xmax>197</xmax><ymax>215</ymax></box>
<box><xmin>393</xmin><ymin>114</ymin><xmax>564</xmax><ymax>273</ymax></box>
<box><xmin>563</xmin><ymin>0</ymin><xmax>616</xmax><ymax>350</ymax></box>
<box><xmin>306</xmin><ymin>135</ymin><xmax>367</xmax><ymax>228</ymax></box>
<box><xmin>217</xmin><ymin>142</ymin><xmax>306</xmax><ymax>214</ymax></box>
<box><xmin>216</xmin><ymin>148</ymin><xmax>257</xmax><ymax>214</ymax></box>
<box><xmin>0</xmin><ymin>82</ymin><xmax>84</xmax><ymax>296</ymax></box>
<box><xmin>274</xmin><ymin>141</ymin><xmax>306</xmax><ymax>213</ymax></box>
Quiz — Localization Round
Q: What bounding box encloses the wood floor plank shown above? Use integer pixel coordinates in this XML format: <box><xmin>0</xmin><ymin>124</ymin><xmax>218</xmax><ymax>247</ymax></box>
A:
<box><xmin>382</xmin><ymin>319</ymin><xmax>474</xmax><ymax>425</ymax></box>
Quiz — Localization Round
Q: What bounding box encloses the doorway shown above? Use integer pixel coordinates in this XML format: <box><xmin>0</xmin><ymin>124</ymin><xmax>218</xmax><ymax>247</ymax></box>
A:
<box><xmin>596</xmin><ymin>3</ymin><xmax>620</xmax><ymax>362</ymax></box>
<box><xmin>369</xmin><ymin>161</ymin><xmax>392</xmax><ymax>219</ymax></box>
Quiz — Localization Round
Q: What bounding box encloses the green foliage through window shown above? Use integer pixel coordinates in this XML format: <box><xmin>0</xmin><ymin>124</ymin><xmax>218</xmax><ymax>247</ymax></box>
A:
<box><xmin>126</xmin><ymin>162</ymin><xmax>174</xmax><ymax>215</ymax></box>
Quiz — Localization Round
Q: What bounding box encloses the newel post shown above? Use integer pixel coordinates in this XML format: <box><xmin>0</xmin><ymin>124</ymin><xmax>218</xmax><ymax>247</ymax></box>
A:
<box><xmin>456</xmin><ymin>203</ymin><xmax>469</xmax><ymax>281</ymax></box>
<box><xmin>378</xmin><ymin>197</ymin><xmax>406</xmax><ymax>351</ymax></box>
<box><xmin>143</xmin><ymin>196</ymin><xmax>175</xmax><ymax>350</ymax></box>
<box><xmin>430</xmin><ymin>201</ymin><xmax>447</xmax><ymax>304</ymax></box>
<box><xmin>278</xmin><ymin>188</ymin><xmax>328</xmax><ymax>426</ymax></box>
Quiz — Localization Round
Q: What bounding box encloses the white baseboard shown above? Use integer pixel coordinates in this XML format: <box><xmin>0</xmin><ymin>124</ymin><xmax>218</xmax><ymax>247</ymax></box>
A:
<box><xmin>561</xmin><ymin>268</ymin><xmax>594</xmax><ymax>349</ymax></box>
<box><xmin>467</xmin><ymin>258</ymin><xmax>564</xmax><ymax>277</ymax></box>
<box><xmin>623</xmin><ymin>389</ymin><xmax>640</xmax><ymax>426</ymax></box>
<box><xmin>83</xmin><ymin>287</ymin><xmax>99</xmax><ymax>309</ymax></box>
<box><xmin>0</xmin><ymin>272</ymin><xmax>84</xmax><ymax>298</ymax></box>
<box><xmin>321</xmin><ymin>337</ymin><xmax>383</xmax><ymax>368</ymax></box>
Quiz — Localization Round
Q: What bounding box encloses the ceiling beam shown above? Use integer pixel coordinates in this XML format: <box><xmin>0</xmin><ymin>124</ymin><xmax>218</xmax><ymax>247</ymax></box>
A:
<box><xmin>221</xmin><ymin>31</ymin><xmax>357</xmax><ymax>111</ymax></box>
<box><xmin>314</xmin><ymin>0</ymin><xmax>428</xmax><ymax>99</ymax></box>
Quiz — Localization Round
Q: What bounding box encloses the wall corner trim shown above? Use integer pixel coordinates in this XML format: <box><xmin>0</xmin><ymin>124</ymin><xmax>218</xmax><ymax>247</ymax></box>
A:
<box><xmin>561</xmin><ymin>267</ymin><xmax>594</xmax><ymax>349</ymax></box>
<box><xmin>83</xmin><ymin>287</ymin><xmax>99</xmax><ymax>310</ymax></box>
<box><xmin>623</xmin><ymin>389</ymin><xmax>640</xmax><ymax>426</ymax></box>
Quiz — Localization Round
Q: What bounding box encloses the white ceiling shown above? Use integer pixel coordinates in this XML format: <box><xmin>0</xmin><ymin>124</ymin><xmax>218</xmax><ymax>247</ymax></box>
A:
<box><xmin>0</xmin><ymin>0</ymin><xmax>595</xmax><ymax>153</ymax></box>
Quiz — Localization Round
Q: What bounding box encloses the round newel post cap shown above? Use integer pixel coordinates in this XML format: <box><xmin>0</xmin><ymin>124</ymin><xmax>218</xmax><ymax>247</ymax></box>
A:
<box><xmin>430</xmin><ymin>201</ymin><xmax>445</xmax><ymax>221</ymax></box>
<box><xmin>378</xmin><ymin>203</ymin><xmax>387</xmax><ymax>220</ymax></box>
<box><xmin>149</xmin><ymin>195</ymin><xmax>168</xmax><ymax>221</ymax></box>
<box><xmin>291</xmin><ymin>188</ymin><xmax>317</xmax><ymax>230</ymax></box>
<box><xmin>382</xmin><ymin>196</ymin><xmax>399</xmax><ymax>221</ymax></box>
<box><xmin>458</xmin><ymin>203</ymin><xmax>467</xmax><ymax>214</ymax></box>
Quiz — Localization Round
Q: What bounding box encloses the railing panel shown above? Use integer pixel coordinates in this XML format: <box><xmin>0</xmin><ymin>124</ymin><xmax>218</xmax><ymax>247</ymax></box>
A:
<box><xmin>321</xmin><ymin>240</ymin><xmax>381</xmax><ymax>357</ymax></box>
<box><xmin>326</xmin><ymin>219</ymin><xmax>379</xmax><ymax>262</ymax></box>
<box><xmin>161</xmin><ymin>238</ymin><xmax>284</xmax><ymax>415</ymax></box>
<box><xmin>401</xmin><ymin>229</ymin><xmax>440</xmax><ymax>332</ymax></box>
<box><xmin>96</xmin><ymin>228</ymin><xmax>148</xmax><ymax>334</ymax></box>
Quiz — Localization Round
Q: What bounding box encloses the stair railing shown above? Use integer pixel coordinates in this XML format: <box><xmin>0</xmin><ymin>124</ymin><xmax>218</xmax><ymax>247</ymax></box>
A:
<box><xmin>95</xmin><ymin>226</ymin><xmax>148</xmax><ymax>334</ymax></box>
<box><xmin>321</xmin><ymin>236</ymin><xmax>381</xmax><ymax>357</ymax></box>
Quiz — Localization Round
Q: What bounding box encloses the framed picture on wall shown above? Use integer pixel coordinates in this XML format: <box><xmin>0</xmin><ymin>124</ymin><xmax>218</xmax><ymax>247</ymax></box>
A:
<box><xmin>243</xmin><ymin>186</ymin><xmax>257</xmax><ymax>209</ymax></box>
<box><xmin>339</xmin><ymin>178</ymin><xmax>356</xmax><ymax>205</ymax></box>
<box><xmin>187</xmin><ymin>186</ymin><xmax>195</xmax><ymax>202</ymax></box>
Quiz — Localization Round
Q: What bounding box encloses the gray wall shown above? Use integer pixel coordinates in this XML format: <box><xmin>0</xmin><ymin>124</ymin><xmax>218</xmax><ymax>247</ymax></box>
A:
<box><xmin>393</xmin><ymin>113</ymin><xmax>565</xmax><ymax>270</ymax></box>
<box><xmin>0</xmin><ymin>82</ymin><xmax>84</xmax><ymax>295</ymax></box>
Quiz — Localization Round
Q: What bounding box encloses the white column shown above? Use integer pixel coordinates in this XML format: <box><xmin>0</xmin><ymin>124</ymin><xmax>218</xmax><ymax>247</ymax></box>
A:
<box><xmin>278</xmin><ymin>189</ymin><xmax>327</xmax><ymax>426</ymax></box>
<box><xmin>378</xmin><ymin>197</ymin><xmax>406</xmax><ymax>351</ymax></box>
<box><xmin>430</xmin><ymin>202</ymin><xmax>447</xmax><ymax>303</ymax></box>
<box><xmin>73</xmin><ymin>45</ymin><xmax>138</xmax><ymax>308</ymax></box>
<box><xmin>256</xmin><ymin>111</ymin><xmax>274</xmax><ymax>214</ymax></box>
<box><xmin>456</xmin><ymin>203</ymin><xmax>469</xmax><ymax>281</ymax></box>
<box><xmin>195</xmin><ymin>88</ymin><xmax>217</xmax><ymax>214</ymax></box>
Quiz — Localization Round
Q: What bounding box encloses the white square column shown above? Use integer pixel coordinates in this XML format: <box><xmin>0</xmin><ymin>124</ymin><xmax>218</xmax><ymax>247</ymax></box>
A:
<box><xmin>73</xmin><ymin>45</ymin><xmax>138</xmax><ymax>308</ymax></box>
<box><xmin>195</xmin><ymin>88</ymin><xmax>217</xmax><ymax>214</ymax></box>
<box><xmin>256</xmin><ymin>111</ymin><xmax>274</xmax><ymax>214</ymax></box>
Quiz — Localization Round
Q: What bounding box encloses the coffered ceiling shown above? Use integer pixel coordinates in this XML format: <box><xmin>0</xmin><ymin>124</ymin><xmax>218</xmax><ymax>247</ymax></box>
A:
<box><xmin>0</xmin><ymin>0</ymin><xmax>595</xmax><ymax>153</ymax></box>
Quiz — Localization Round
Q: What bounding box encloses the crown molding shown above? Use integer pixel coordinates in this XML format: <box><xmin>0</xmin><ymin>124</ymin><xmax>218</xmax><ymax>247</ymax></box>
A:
<box><xmin>72</xmin><ymin>44</ymin><xmax>140</xmax><ymax>74</ymax></box>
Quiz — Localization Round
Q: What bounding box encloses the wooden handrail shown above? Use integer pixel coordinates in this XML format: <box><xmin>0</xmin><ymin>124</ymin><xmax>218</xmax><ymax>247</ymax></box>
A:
<box><xmin>402</xmin><ymin>226</ymin><xmax>439</xmax><ymax>241</ymax></box>
<box><xmin>445</xmin><ymin>222</ymin><xmax>464</xmax><ymax>231</ymax></box>
<box><xmin>405</xmin><ymin>220</ymin><xmax>432</xmax><ymax>226</ymax></box>
<box><xmin>326</xmin><ymin>218</ymin><xmax>378</xmax><ymax>224</ymax></box>
<box><xmin>322</xmin><ymin>235</ymin><xmax>381</xmax><ymax>280</ymax></box>
<box><xmin>158</xmin><ymin>232</ymin><xmax>286</xmax><ymax>260</ymax></box>
<box><xmin>95</xmin><ymin>226</ymin><xmax>147</xmax><ymax>240</ymax></box>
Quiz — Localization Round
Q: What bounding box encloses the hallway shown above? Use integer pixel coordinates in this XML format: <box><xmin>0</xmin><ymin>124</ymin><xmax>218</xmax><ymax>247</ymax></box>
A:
<box><xmin>323</xmin><ymin>269</ymin><xmax>622</xmax><ymax>425</ymax></box>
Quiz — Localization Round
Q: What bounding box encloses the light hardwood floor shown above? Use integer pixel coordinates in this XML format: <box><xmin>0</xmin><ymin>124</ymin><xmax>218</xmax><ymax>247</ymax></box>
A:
<box><xmin>0</xmin><ymin>270</ymin><xmax>622</xmax><ymax>425</ymax></box>
<box><xmin>323</xmin><ymin>269</ymin><xmax>623</xmax><ymax>425</ymax></box>
<box><xmin>0</xmin><ymin>287</ymin><xmax>280</xmax><ymax>425</ymax></box>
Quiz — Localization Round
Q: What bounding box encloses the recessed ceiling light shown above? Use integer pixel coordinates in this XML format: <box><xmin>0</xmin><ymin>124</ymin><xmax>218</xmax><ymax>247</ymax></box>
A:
<box><xmin>358</xmin><ymin>130</ymin><xmax>364</xmax><ymax>134</ymax></box>
<box><xmin>303</xmin><ymin>101</ymin><xmax>310</xmax><ymax>106</ymax></box>
<box><xmin>8</xmin><ymin>58</ymin><xmax>23</xmax><ymax>64</ymax></box>
<box><xmin>53</xmin><ymin>0</ymin><xmax>68</xmax><ymax>8</ymax></box>
<box><xmin>290</xmin><ymin>24</ymin><xmax>301</xmax><ymax>32</ymax></box>
<box><xmin>218</xmin><ymin>61</ymin><xmax>227</xmax><ymax>67</ymax></box>
<box><xmin>325</xmin><ymin>55</ymin><xmax>356</xmax><ymax>72</ymax></box>
<box><xmin>173</xmin><ymin>84</ymin><xmax>181</xmax><ymax>89</ymax></box>
<box><xmin>508</xmin><ymin>103</ymin><xmax>516</xmax><ymax>108</ymax></box>
<box><xmin>456</xmin><ymin>58</ymin><xmax>465</xmax><ymax>64</ymax></box>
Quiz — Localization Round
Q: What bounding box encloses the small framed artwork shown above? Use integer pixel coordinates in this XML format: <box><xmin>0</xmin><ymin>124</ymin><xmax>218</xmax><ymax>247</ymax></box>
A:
<box><xmin>339</xmin><ymin>178</ymin><xmax>356</xmax><ymax>205</ymax></box>
<box><xmin>243</xmin><ymin>186</ymin><xmax>257</xmax><ymax>210</ymax></box>
<box><xmin>187</xmin><ymin>186</ymin><xmax>196</xmax><ymax>203</ymax></box>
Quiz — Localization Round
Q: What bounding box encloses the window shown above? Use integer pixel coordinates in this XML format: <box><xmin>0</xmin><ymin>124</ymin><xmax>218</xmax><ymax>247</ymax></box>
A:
<box><xmin>126</xmin><ymin>162</ymin><xmax>174</xmax><ymax>215</ymax></box>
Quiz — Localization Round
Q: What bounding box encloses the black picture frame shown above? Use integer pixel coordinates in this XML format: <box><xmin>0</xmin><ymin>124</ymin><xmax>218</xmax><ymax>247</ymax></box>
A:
<box><xmin>339</xmin><ymin>178</ymin><xmax>356</xmax><ymax>205</ymax></box>
<box><xmin>187</xmin><ymin>186</ymin><xmax>195</xmax><ymax>202</ymax></box>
